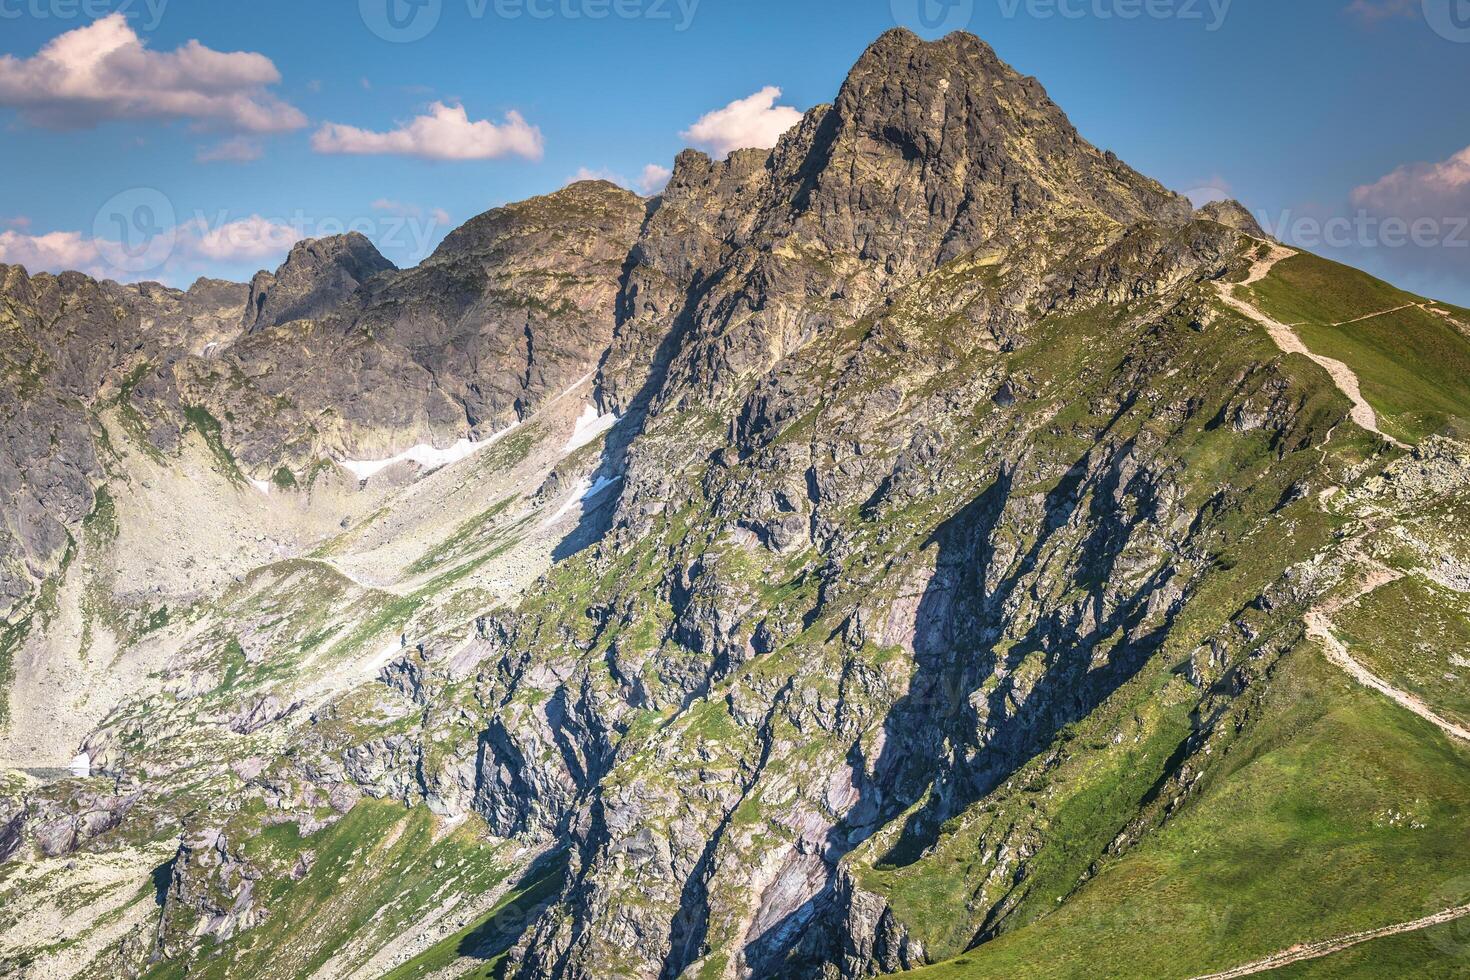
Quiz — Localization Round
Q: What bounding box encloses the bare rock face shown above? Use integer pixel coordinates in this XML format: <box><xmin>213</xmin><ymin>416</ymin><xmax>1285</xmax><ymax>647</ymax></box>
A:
<box><xmin>0</xmin><ymin>786</ymin><xmax>138</xmax><ymax>863</ymax></box>
<box><xmin>600</xmin><ymin>28</ymin><xmax>1190</xmax><ymax>420</ymax></box>
<box><xmin>243</xmin><ymin>232</ymin><xmax>396</xmax><ymax>332</ymax></box>
<box><xmin>0</xmin><ymin>267</ymin><xmax>116</xmax><ymax>615</ymax></box>
<box><xmin>351</xmin><ymin>180</ymin><xmax>646</xmax><ymax>431</ymax></box>
<box><xmin>1197</xmin><ymin>199</ymin><xmax>1268</xmax><ymax>238</ymax></box>
<box><xmin>155</xmin><ymin>829</ymin><xmax>264</xmax><ymax>956</ymax></box>
<box><xmin>129</xmin><ymin>277</ymin><xmax>252</xmax><ymax>355</ymax></box>
<box><xmin>5</xmin><ymin>27</ymin><xmax>1459</xmax><ymax>980</ymax></box>
<box><xmin>0</xmin><ymin>181</ymin><xmax>644</xmax><ymax>616</ymax></box>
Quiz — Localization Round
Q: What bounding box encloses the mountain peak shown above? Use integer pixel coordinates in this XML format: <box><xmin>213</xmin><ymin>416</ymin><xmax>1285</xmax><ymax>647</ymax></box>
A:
<box><xmin>431</xmin><ymin>179</ymin><xmax>642</xmax><ymax>261</ymax></box>
<box><xmin>244</xmin><ymin>232</ymin><xmax>394</xmax><ymax>332</ymax></box>
<box><xmin>830</xmin><ymin>29</ymin><xmax>1187</xmax><ymax>230</ymax></box>
<box><xmin>851</xmin><ymin>26</ymin><xmax>1002</xmax><ymax>69</ymax></box>
<box><xmin>1197</xmin><ymin>198</ymin><xmax>1268</xmax><ymax>238</ymax></box>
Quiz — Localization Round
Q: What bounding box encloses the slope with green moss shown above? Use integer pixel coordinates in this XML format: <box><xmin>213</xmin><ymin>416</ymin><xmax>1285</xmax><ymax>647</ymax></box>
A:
<box><xmin>1246</xmin><ymin>251</ymin><xmax>1470</xmax><ymax>443</ymax></box>
<box><xmin>5</xmin><ymin>27</ymin><xmax>1470</xmax><ymax>980</ymax></box>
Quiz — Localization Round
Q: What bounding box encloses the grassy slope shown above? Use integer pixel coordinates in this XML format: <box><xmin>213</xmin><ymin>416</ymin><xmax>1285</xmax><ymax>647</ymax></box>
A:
<box><xmin>1246</xmin><ymin>252</ymin><xmax>1470</xmax><ymax>444</ymax></box>
<box><xmin>1336</xmin><ymin>576</ymin><xmax>1470</xmax><ymax>729</ymax></box>
<box><xmin>380</xmin><ymin>852</ymin><xmax>568</xmax><ymax>980</ymax></box>
<box><xmin>838</xmin><ymin>233</ymin><xmax>1370</xmax><ymax>963</ymax></box>
<box><xmin>849</xmin><ymin>480</ymin><xmax>1347</xmax><ymax>958</ymax></box>
<box><xmin>1265</xmin><ymin>919</ymin><xmax>1470</xmax><ymax>978</ymax></box>
<box><xmin>906</xmin><ymin>647</ymin><xmax>1470</xmax><ymax>979</ymax></box>
<box><xmin>901</xmin><ymin>255</ymin><xmax>1470</xmax><ymax>978</ymax></box>
<box><xmin>145</xmin><ymin>801</ymin><xmax>515</xmax><ymax>980</ymax></box>
<box><xmin>0</xmin><ymin>617</ymin><xmax>25</xmax><ymax>728</ymax></box>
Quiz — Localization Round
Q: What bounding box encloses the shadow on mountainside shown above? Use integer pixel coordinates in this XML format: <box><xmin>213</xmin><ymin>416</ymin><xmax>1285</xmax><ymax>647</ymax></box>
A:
<box><xmin>746</xmin><ymin>440</ymin><xmax>1185</xmax><ymax>972</ymax></box>
<box><xmin>870</xmin><ymin>440</ymin><xmax>1177</xmax><ymax>867</ymax></box>
<box><xmin>551</xmin><ymin>246</ymin><xmax>721</xmax><ymax>563</ymax></box>
<box><xmin>456</xmin><ymin>850</ymin><xmax>570</xmax><ymax>965</ymax></box>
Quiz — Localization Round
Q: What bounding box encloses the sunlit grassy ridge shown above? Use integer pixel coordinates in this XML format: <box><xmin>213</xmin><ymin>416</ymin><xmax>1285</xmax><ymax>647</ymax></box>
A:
<box><xmin>908</xmin><ymin>652</ymin><xmax>1470</xmax><ymax>979</ymax></box>
<box><xmin>1264</xmin><ymin>920</ymin><xmax>1470</xmax><ymax>978</ymax></box>
<box><xmin>898</xmin><ymin>247</ymin><xmax>1470</xmax><ymax>979</ymax></box>
<box><xmin>1247</xmin><ymin>252</ymin><xmax>1470</xmax><ymax>443</ymax></box>
<box><xmin>1336</xmin><ymin>576</ymin><xmax>1470</xmax><ymax>729</ymax></box>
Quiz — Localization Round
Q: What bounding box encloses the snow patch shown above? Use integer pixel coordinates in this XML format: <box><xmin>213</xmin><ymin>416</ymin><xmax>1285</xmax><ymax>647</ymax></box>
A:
<box><xmin>247</xmin><ymin>478</ymin><xmax>272</xmax><ymax>496</ymax></box>
<box><xmin>68</xmin><ymin>752</ymin><xmax>91</xmax><ymax>777</ymax></box>
<box><xmin>542</xmin><ymin>474</ymin><xmax>621</xmax><ymax>529</ymax></box>
<box><xmin>337</xmin><ymin>423</ymin><xmax>522</xmax><ymax>481</ymax></box>
<box><xmin>563</xmin><ymin>403</ymin><xmax>618</xmax><ymax>454</ymax></box>
<box><xmin>367</xmin><ymin>636</ymin><xmax>407</xmax><ymax>675</ymax></box>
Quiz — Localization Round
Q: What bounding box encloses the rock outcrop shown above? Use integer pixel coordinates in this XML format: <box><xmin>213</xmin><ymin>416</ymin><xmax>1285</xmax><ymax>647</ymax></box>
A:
<box><xmin>3</xmin><ymin>27</ymin><xmax>1466</xmax><ymax>980</ymax></box>
<box><xmin>244</xmin><ymin>231</ymin><xmax>396</xmax><ymax>332</ymax></box>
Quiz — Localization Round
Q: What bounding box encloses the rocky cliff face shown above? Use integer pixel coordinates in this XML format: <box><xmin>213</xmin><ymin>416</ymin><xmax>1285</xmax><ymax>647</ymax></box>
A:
<box><xmin>244</xmin><ymin>232</ymin><xmax>397</xmax><ymax>332</ymax></box>
<box><xmin>0</xmin><ymin>180</ymin><xmax>642</xmax><ymax>623</ymax></box>
<box><xmin>601</xmin><ymin>29</ymin><xmax>1187</xmax><ymax>420</ymax></box>
<box><xmin>5</xmin><ymin>27</ymin><xmax>1470</xmax><ymax>980</ymax></box>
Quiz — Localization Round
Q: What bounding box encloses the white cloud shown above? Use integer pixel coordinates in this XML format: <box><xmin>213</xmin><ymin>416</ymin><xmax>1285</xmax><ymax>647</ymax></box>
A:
<box><xmin>638</xmin><ymin>164</ymin><xmax>672</xmax><ymax>196</ymax></box>
<box><xmin>3</xmin><ymin>216</ymin><xmax>30</xmax><ymax>230</ymax></box>
<box><xmin>0</xmin><ymin>229</ymin><xmax>106</xmax><ymax>277</ymax></box>
<box><xmin>1351</xmin><ymin>145</ymin><xmax>1470</xmax><ymax>218</ymax></box>
<box><xmin>431</xmin><ymin>207</ymin><xmax>451</xmax><ymax>227</ymax></box>
<box><xmin>0</xmin><ymin>215</ymin><xmax>302</xmax><ymax>282</ymax></box>
<box><xmin>197</xmin><ymin>136</ymin><xmax>263</xmax><ymax>164</ymax></box>
<box><xmin>567</xmin><ymin>165</ymin><xmax>671</xmax><ymax>197</ymax></box>
<box><xmin>312</xmin><ymin>102</ymin><xmax>543</xmax><ymax>162</ymax></box>
<box><xmin>682</xmin><ymin>86</ymin><xmax>803</xmax><ymax>159</ymax></box>
<box><xmin>0</xmin><ymin>14</ymin><xmax>305</xmax><ymax>133</ymax></box>
<box><xmin>180</xmin><ymin>215</ymin><xmax>301</xmax><ymax>262</ymax></box>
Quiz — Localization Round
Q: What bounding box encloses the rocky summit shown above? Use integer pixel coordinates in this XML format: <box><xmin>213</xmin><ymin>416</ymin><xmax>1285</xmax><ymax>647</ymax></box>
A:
<box><xmin>4</xmin><ymin>28</ymin><xmax>1470</xmax><ymax>980</ymax></box>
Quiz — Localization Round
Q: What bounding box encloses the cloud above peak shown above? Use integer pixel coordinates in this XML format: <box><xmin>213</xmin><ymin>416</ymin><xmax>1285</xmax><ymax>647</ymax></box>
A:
<box><xmin>565</xmin><ymin>163</ymin><xmax>674</xmax><ymax>198</ymax></box>
<box><xmin>1351</xmin><ymin>145</ymin><xmax>1470</xmax><ymax>216</ymax></box>
<box><xmin>312</xmin><ymin>102</ymin><xmax>544</xmax><ymax>162</ymax></box>
<box><xmin>0</xmin><ymin>214</ymin><xmax>304</xmax><ymax>283</ymax></box>
<box><xmin>0</xmin><ymin>14</ymin><xmax>306</xmax><ymax>133</ymax></box>
<box><xmin>682</xmin><ymin>86</ymin><xmax>803</xmax><ymax>159</ymax></box>
<box><xmin>638</xmin><ymin>164</ymin><xmax>672</xmax><ymax>195</ymax></box>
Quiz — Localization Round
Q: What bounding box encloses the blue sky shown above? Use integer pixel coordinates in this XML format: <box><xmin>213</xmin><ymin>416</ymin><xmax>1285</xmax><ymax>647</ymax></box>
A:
<box><xmin>0</xmin><ymin>0</ymin><xmax>1467</xmax><ymax>303</ymax></box>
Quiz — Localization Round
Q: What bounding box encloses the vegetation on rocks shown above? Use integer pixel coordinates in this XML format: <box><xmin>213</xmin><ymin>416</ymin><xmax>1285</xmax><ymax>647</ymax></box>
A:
<box><xmin>2</xmin><ymin>26</ymin><xmax>1468</xmax><ymax>980</ymax></box>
